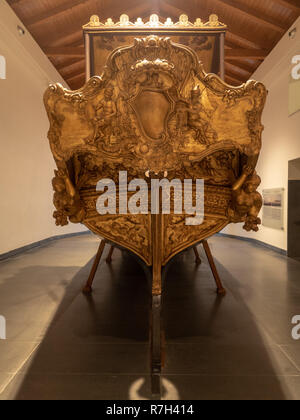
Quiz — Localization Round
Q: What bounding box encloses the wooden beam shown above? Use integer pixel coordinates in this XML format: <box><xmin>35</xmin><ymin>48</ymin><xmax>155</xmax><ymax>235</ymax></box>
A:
<box><xmin>225</xmin><ymin>39</ymin><xmax>241</xmax><ymax>49</ymax></box>
<box><xmin>26</xmin><ymin>0</ymin><xmax>90</xmax><ymax>27</ymax></box>
<box><xmin>226</xmin><ymin>66</ymin><xmax>248</xmax><ymax>82</ymax></box>
<box><xmin>161</xmin><ymin>2</ymin><xmax>269</xmax><ymax>49</ymax></box>
<box><xmin>66</xmin><ymin>71</ymin><xmax>86</xmax><ymax>83</ymax></box>
<box><xmin>225</xmin><ymin>74</ymin><xmax>243</xmax><ymax>86</ymax></box>
<box><xmin>6</xmin><ymin>0</ymin><xmax>23</xmax><ymax>5</ymax></box>
<box><xmin>213</xmin><ymin>0</ymin><xmax>286</xmax><ymax>33</ymax></box>
<box><xmin>44</xmin><ymin>30</ymin><xmax>83</xmax><ymax>48</ymax></box>
<box><xmin>225</xmin><ymin>49</ymin><xmax>268</xmax><ymax>59</ymax></box>
<box><xmin>61</xmin><ymin>63</ymin><xmax>86</xmax><ymax>80</ymax></box>
<box><xmin>58</xmin><ymin>58</ymin><xmax>85</xmax><ymax>72</ymax></box>
<box><xmin>40</xmin><ymin>3</ymin><xmax>149</xmax><ymax>47</ymax></box>
<box><xmin>159</xmin><ymin>2</ymin><xmax>185</xmax><ymax>19</ymax></box>
<box><xmin>271</xmin><ymin>0</ymin><xmax>300</xmax><ymax>12</ymax></box>
<box><xmin>226</xmin><ymin>59</ymin><xmax>255</xmax><ymax>74</ymax></box>
<box><xmin>225</xmin><ymin>61</ymin><xmax>251</xmax><ymax>77</ymax></box>
<box><xmin>225</xmin><ymin>33</ymin><xmax>262</xmax><ymax>51</ymax></box>
<box><xmin>99</xmin><ymin>1</ymin><xmax>150</xmax><ymax>21</ymax></box>
<box><xmin>71</xmin><ymin>79</ymin><xmax>87</xmax><ymax>90</ymax></box>
<box><xmin>150</xmin><ymin>0</ymin><xmax>160</xmax><ymax>14</ymax></box>
<box><xmin>226</xmin><ymin>30</ymin><xmax>268</xmax><ymax>50</ymax></box>
<box><xmin>44</xmin><ymin>47</ymin><xmax>85</xmax><ymax>58</ymax></box>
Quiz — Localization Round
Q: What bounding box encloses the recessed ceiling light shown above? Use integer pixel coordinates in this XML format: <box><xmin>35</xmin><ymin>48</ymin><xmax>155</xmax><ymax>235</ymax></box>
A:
<box><xmin>289</xmin><ymin>27</ymin><xmax>297</xmax><ymax>40</ymax></box>
<box><xmin>17</xmin><ymin>25</ymin><xmax>25</xmax><ymax>36</ymax></box>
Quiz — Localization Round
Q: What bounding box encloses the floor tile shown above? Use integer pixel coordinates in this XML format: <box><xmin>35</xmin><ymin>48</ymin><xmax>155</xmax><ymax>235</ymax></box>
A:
<box><xmin>0</xmin><ymin>373</ymin><xmax>153</xmax><ymax>400</ymax></box>
<box><xmin>0</xmin><ymin>341</ymin><xmax>39</xmax><ymax>374</ymax></box>
<box><xmin>163</xmin><ymin>374</ymin><xmax>300</xmax><ymax>400</ymax></box>
<box><xmin>0</xmin><ymin>234</ymin><xmax>300</xmax><ymax>399</ymax></box>
<box><xmin>279</xmin><ymin>344</ymin><xmax>300</xmax><ymax>371</ymax></box>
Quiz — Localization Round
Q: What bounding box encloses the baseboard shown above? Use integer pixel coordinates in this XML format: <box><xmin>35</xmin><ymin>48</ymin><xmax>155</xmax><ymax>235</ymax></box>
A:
<box><xmin>217</xmin><ymin>233</ymin><xmax>287</xmax><ymax>256</ymax></box>
<box><xmin>0</xmin><ymin>229</ymin><xmax>288</xmax><ymax>262</ymax></box>
<box><xmin>0</xmin><ymin>231</ymin><xmax>91</xmax><ymax>262</ymax></box>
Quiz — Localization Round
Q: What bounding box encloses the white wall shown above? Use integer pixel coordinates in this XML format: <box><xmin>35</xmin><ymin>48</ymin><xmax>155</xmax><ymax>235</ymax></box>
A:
<box><xmin>223</xmin><ymin>17</ymin><xmax>300</xmax><ymax>252</ymax></box>
<box><xmin>0</xmin><ymin>1</ymin><xmax>86</xmax><ymax>255</ymax></box>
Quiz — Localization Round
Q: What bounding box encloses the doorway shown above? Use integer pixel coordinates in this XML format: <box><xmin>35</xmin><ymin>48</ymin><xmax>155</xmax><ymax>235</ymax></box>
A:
<box><xmin>288</xmin><ymin>158</ymin><xmax>300</xmax><ymax>260</ymax></box>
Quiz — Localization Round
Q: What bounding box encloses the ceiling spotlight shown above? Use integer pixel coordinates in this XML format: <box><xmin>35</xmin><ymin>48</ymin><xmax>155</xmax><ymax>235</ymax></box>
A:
<box><xmin>289</xmin><ymin>27</ymin><xmax>297</xmax><ymax>40</ymax></box>
<box><xmin>17</xmin><ymin>25</ymin><xmax>25</xmax><ymax>36</ymax></box>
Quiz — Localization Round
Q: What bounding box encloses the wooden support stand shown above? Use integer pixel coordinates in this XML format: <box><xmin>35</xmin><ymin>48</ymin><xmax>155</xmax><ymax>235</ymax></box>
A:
<box><xmin>82</xmin><ymin>240</ymin><xmax>106</xmax><ymax>294</ymax></box>
<box><xmin>151</xmin><ymin>295</ymin><xmax>162</xmax><ymax>398</ymax></box>
<box><xmin>82</xmin><ymin>238</ymin><xmax>226</xmax><ymax>398</ymax></box>
<box><xmin>82</xmin><ymin>240</ymin><xmax>115</xmax><ymax>294</ymax></box>
<box><xmin>202</xmin><ymin>240</ymin><xmax>226</xmax><ymax>296</ymax></box>
<box><xmin>106</xmin><ymin>245</ymin><xmax>115</xmax><ymax>264</ymax></box>
<box><xmin>193</xmin><ymin>246</ymin><xmax>202</xmax><ymax>265</ymax></box>
<box><xmin>83</xmin><ymin>242</ymin><xmax>225</xmax><ymax>296</ymax></box>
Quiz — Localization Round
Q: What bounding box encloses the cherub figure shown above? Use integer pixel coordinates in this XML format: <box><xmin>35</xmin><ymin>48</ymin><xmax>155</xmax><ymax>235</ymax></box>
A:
<box><xmin>95</xmin><ymin>86</ymin><xmax>117</xmax><ymax>137</ymax></box>
<box><xmin>52</xmin><ymin>170</ymin><xmax>85</xmax><ymax>225</ymax></box>
<box><xmin>229</xmin><ymin>171</ymin><xmax>262</xmax><ymax>232</ymax></box>
<box><xmin>188</xmin><ymin>86</ymin><xmax>216</xmax><ymax>144</ymax></box>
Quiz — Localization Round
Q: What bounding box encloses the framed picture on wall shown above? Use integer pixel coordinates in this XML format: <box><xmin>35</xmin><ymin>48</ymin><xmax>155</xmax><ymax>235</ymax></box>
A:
<box><xmin>262</xmin><ymin>188</ymin><xmax>285</xmax><ymax>230</ymax></box>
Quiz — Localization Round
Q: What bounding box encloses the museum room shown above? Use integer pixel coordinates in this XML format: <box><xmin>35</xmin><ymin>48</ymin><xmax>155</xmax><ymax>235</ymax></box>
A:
<box><xmin>0</xmin><ymin>0</ymin><xmax>300</xmax><ymax>403</ymax></box>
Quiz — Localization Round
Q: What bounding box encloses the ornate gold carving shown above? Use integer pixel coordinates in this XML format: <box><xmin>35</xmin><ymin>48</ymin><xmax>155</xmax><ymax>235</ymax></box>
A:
<box><xmin>206</xmin><ymin>14</ymin><xmax>222</xmax><ymax>27</ymax></box>
<box><xmin>45</xmin><ymin>36</ymin><xmax>266</xmax><ymax>171</ymax></box>
<box><xmin>228</xmin><ymin>171</ymin><xmax>263</xmax><ymax>232</ymax></box>
<box><xmin>52</xmin><ymin>169</ymin><xmax>85</xmax><ymax>226</ymax></box>
<box><xmin>44</xmin><ymin>35</ymin><xmax>267</xmax><ymax>267</ymax></box>
<box><xmin>83</xmin><ymin>14</ymin><xmax>227</xmax><ymax>29</ymax></box>
<box><xmin>87</xmin><ymin>15</ymin><xmax>103</xmax><ymax>27</ymax></box>
<box><xmin>85</xmin><ymin>214</ymin><xmax>152</xmax><ymax>266</ymax></box>
<box><xmin>194</xmin><ymin>18</ymin><xmax>204</xmax><ymax>27</ymax></box>
<box><xmin>163</xmin><ymin>216</ymin><xmax>229</xmax><ymax>264</ymax></box>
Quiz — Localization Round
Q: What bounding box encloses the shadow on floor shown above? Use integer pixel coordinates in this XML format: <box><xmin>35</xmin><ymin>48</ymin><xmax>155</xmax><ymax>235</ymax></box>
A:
<box><xmin>2</xmin><ymin>241</ymin><xmax>295</xmax><ymax>400</ymax></box>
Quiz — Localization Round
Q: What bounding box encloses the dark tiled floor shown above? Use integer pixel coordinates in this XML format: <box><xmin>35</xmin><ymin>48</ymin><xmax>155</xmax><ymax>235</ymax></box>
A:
<box><xmin>0</xmin><ymin>234</ymin><xmax>300</xmax><ymax>400</ymax></box>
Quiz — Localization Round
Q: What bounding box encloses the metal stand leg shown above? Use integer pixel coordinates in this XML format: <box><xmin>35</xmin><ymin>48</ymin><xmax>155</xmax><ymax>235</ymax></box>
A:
<box><xmin>202</xmin><ymin>240</ymin><xmax>226</xmax><ymax>296</ymax></box>
<box><xmin>151</xmin><ymin>294</ymin><xmax>162</xmax><ymax>398</ymax></box>
<box><xmin>151</xmin><ymin>211</ymin><xmax>162</xmax><ymax>397</ymax></box>
<box><xmin>106</xmin><ymin>245</ymin><xmax>115</xmax><ymax>264</ymax></box>
<box><xmin>82</xmin><ymin>240</ymin><xmax>106</xmax><ymax>294</ymax></box>
<box><xmin>193</xmin><ymin>246</ymin><xmax>202</xmax><ymax>265</ymax></box>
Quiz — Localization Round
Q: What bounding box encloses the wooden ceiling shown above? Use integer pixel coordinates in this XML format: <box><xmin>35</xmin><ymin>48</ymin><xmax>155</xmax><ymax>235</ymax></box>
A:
<box><xmin>7</xmin><ymin>0</ymin><xmax>300</xmax><ymax>89</ymax></box>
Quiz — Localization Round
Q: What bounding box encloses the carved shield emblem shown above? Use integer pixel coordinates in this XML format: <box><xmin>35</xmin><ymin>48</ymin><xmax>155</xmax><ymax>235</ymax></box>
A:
<box><xmin>131</xmin><ymin>90</ymin><xmax>171</xmax><ymax>140</ymax></box>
